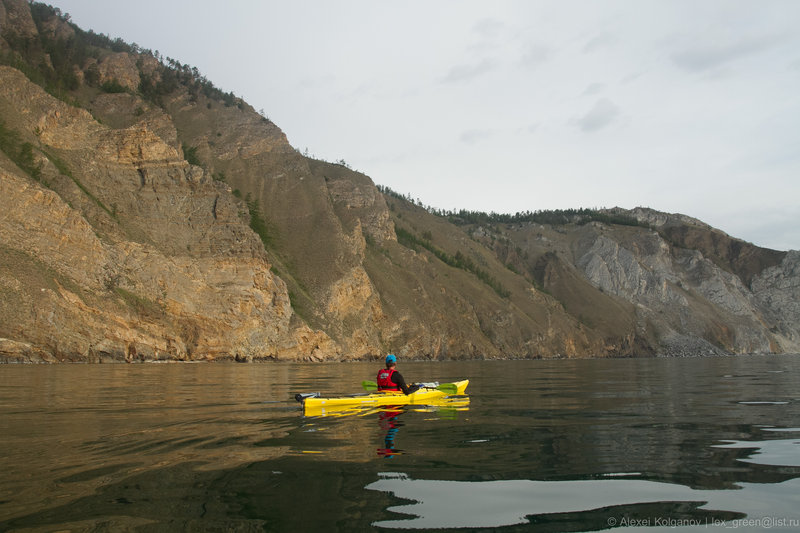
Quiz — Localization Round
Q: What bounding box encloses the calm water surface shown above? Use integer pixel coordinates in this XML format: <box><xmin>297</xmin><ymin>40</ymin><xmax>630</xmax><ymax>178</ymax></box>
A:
<box><xmin>1</xmin><ymin>356</ymin><xmax>800</xmax><ymax>531</ymax></box>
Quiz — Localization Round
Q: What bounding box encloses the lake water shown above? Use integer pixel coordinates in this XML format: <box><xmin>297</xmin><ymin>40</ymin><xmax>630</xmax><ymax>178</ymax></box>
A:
<box><xmin>1</xmin><ymin>356</ymin><xmax>799</xmax><ymax>532</ymax></box>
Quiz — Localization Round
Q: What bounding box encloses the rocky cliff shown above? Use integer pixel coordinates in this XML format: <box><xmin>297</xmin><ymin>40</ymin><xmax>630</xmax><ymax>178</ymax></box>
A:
<box><xmin>0</xmin><ymin>1</ymin><xmax>797</xmax><ymax>362</ymax></box>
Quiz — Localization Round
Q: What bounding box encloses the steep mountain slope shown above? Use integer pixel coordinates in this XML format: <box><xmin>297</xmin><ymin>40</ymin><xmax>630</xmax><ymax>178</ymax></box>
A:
<box><xmin>0</xmin><ymin>1</ymin><xmax>797</xmax><ymax>362</ymax></box>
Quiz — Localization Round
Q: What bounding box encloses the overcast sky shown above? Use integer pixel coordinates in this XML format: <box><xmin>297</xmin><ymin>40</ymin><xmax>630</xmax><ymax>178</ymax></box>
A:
<box><xmin>53</xmin><ymin>1</ymin><xmax>800</xmax><ymax>251</ymax></box>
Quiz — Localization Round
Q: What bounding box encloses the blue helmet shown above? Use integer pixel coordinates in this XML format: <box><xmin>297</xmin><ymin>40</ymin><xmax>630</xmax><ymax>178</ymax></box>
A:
<box><xmin>385</xmin><ymin>354</ymin><xmax>397</xmax><ymax>365</ymax></box>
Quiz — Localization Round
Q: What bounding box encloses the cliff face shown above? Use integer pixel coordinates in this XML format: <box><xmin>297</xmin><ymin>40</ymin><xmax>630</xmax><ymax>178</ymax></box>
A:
<box><xmin>469</xmin><ymin>208</ymin><xmax>798</xmax><ymax>356</ymax></box>
<box><xmin>0</xmin><ymin>66</ymin><xmax>333</xmax><ymax>362</ymax></box>
<box><xmin>0</xmin><ymin>1</ymin><xmax>797</xmax><ymax>362</ymax></box>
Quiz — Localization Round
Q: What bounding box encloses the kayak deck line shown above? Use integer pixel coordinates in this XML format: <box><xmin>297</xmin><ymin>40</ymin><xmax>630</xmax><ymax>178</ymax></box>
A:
<box><xmin>295</xmin><ymin>379</ymin><xmax>469</xmax><ymax>416</ymax></box>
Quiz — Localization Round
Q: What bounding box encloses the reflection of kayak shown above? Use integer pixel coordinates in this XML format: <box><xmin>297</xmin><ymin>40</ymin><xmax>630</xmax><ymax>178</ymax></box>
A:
<box><xmin>297</xmin><ymin>380</ymin><xmax>469</xmax><ymax>417</ymax></box>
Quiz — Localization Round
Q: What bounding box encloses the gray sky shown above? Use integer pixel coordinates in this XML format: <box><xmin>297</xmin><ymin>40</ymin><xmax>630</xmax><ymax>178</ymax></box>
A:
<box><xmin>53</xmin><ymin>1</ymin><xmax>800</xmax><ymax>251</ymax></box>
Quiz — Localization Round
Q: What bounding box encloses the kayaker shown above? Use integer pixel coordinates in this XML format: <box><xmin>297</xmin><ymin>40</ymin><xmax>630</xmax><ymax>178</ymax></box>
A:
<box><xmin>377</xmin><ymin>354</ymin><xmax>419</xmax><ymax>394</ymax></box>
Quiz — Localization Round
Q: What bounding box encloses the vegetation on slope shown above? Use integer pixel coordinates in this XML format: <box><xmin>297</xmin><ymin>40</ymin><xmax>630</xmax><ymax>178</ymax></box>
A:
<box><xmin>395</xmin><ymin>226</ymin><xmax>511</xmax><ymax>298</ymax></box>
<box><xmin>377</xmin><ymin>185</ymin><xmax>649</xmax><ymax>228</ymax></box>
<box><xmin>0</xmin><ymin>120</ymin><xmax>42</xmax><ymax>182</ymax></box>
<box><xmin>0</xmin><ymin>2</ymin><xmax>241</xmax><ymax>108</ymax></box>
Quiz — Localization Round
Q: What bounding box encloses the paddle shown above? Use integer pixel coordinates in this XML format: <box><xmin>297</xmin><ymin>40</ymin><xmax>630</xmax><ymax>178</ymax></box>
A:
<box><xmin>361</xmin><ymin>380</ymin><xmax>458</xmax><ymax>394</ymax></box>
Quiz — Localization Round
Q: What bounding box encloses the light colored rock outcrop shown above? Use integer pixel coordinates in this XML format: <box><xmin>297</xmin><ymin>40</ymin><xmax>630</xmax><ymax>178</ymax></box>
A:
<box><xmin>96</xmin><ymin>52</ymin><xmax>140</xmax><ymax>91</ymax></box>
<box><xmin>572</xmin><ymin>221</ymin><xmax>790</xmax><ymax>355</ymax></box>
<box><xmin>751</xmin><ymin>251</ymin><xmax>800</xmax><ymax>351</ymax></box>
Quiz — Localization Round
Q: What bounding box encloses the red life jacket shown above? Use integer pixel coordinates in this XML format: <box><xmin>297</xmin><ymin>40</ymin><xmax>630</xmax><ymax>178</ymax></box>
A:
<box><xmin>377</xmin><ymin>368</ymin><xmax>400</xmax><ymax>391</ymax></box>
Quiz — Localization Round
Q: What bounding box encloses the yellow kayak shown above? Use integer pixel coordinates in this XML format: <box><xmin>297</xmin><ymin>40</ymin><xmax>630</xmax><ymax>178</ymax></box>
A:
<box><xmin>296</xmin><ymin>380</ymin><xmax>469</xmax><ymax>417</ymax></box>
<box><xmin>304</xmin><ymin>395</ymin><xmax>470</xmax><ymax>418</ymax></box>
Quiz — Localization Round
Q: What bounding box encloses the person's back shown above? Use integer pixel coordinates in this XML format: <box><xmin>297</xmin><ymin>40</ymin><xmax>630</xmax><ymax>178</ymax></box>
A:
<box><xmin>377</xmin><ymin>354</ymin><xmax>419</xmax><ymax>394</ymax></box>
<box><xmin>377</xmin><ymin>363</ymin><xmax>400</xmax><ymax>391</ymax></box>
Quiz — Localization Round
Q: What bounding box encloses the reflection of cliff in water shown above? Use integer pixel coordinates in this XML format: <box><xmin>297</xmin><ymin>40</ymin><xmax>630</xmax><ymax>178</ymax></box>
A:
<box><xmin>367</xmin><ymin>474</ymin><xmax>759</xmax><ymax>529</ymax></box>
<box><xmin>5</xmin><ymin>432</ymin><xmax>797</xmax><ymax>532</ymax></box>
<box><xmin>368</xmin><ymin>429</ymin><xmax>800</xmax><ymax>529</ymax></box>
<box><xmin>446</xmin><ymin>358</ymin><xmax>800</xmax><ymax>491</ymax></box>
<box><xmin>2</xmin><ymin>358</ymin><xmax>800</xmax><ymax>531</ymax></box>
